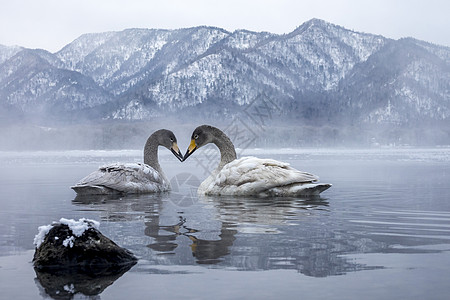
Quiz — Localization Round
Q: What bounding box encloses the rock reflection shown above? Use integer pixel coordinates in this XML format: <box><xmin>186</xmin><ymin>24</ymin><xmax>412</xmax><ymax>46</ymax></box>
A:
<box><xmin>34</xmin><ymin>263</ymin><xmax>134</xmax><ymax>300</ymax></box>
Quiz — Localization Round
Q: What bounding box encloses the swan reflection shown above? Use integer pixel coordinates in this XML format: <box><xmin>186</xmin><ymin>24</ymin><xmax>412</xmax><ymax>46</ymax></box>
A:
<box><xmin>72</xmin><ymin>193</ymin><xmax>387</xmax><ymax>277</ymax></box>
<box><xmin>145</xmin><ymin>213</ymin><xmax>237</xmax><ymax>264</ymax></box>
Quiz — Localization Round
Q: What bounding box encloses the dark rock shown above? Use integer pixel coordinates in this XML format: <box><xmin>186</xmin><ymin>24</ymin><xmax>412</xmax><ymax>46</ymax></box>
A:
<box><xmin>33</xmin><ymin>218</ymin><xmax>137</xmax><ymax>273</ymax></box>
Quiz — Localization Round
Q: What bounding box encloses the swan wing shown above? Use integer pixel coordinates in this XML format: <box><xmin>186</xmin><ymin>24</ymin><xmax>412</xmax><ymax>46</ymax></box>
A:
<box><xmin>205</xmin><ymin>157</ymin><xmax>320</xmax><ymax>195</ymax></box>
<box><xmin>72</xmin><ymin>163</ymin><xmax>168</xmax><ymax>194</ymax></box>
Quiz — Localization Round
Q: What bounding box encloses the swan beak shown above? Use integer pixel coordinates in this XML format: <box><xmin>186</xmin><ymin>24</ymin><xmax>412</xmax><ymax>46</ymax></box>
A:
<box><xmin>183</xmin><ymin>139</ymin><xmax>197</xmax><ymax>162</ymax></box>
<box><xmin>171</xmin><ymin>143</ymin><xmax>184</xmax><ymax>162</ymax></box>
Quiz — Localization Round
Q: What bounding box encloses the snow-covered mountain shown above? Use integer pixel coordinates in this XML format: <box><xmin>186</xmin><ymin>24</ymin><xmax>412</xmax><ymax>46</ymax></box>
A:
<box><xmin>0</xmin><ymin>48</ymin><xmax>112</xmax><ymax>125</ymax></box>
<box><xmin>0</xmin><ymin>19</ymin><xmax>449</xmax><ymax>129</ymax></box>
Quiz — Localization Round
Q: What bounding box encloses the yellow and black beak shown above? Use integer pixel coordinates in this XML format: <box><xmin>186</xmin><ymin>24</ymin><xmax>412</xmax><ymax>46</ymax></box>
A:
<box><xmin>182</xmin><ymin>139</ymin><xmax>197</xmax><ymax>162</ymax></box>
<box><xmin>170</xmin><ymin>143</ymin><xmax>184</xmax><ymax>162</ymax></box>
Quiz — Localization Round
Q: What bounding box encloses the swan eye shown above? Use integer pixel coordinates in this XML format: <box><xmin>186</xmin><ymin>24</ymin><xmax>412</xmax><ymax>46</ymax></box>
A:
<box><xmin>170</xmin><ymin>138</ymin><xmax>174</xmax><ymax>142</ymax></box>
<box><xmin>194</xmin><ymin>134</ymin><xmax>199</xmax><ymax>140</ymax></box>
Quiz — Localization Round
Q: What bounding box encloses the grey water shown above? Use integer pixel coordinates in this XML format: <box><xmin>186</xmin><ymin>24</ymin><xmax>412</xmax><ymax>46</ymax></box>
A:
<box><xmin>1</xmin><ymin>148</ymin><xmax>450</xmax><ymax>300</ymax></box>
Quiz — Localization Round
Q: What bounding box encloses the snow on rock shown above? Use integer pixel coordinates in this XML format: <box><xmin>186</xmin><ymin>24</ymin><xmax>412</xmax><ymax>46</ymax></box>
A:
<box><xmin>33</xmin><ymin>218</ymin><xmax>99</xmax><ymax>248</ymax></box>
<box><xmin>62</xmin><ymin>236</ymin><xmax>75</xmax><ymax>248</ymax></box>
<box><xmin>33</xmin><ymin>224</ymin><xmax>53</xmax><ymax>248</ymax></box>
<box><xmin>59</xmin><ymin>217</ymin><xmax>100</xmax><ymax>237</ymax></box>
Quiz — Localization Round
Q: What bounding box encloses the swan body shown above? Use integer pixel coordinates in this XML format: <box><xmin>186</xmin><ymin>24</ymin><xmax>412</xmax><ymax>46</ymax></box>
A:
<box><xmin>198</xmin><ymin>156</ymin><xmax>331</xmax><ymax>196</ymax></box>
<box><xmin>72</xmin><ymin>163</ymin><xmax>170</xmax><ymax>195</ymax></box>
<box><xmin>71</xmin><ymin>129</ymin><xmax>183</xmax><ymax>195</ymax></box>
<box><xmin>184</xmin><ymin>125</ymin><xmax>331</xmax><ymax>197</ymax></box>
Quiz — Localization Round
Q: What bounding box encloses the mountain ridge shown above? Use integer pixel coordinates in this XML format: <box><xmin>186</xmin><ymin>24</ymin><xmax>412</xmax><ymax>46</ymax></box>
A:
<box><xmin>0</xmin><ymin>18</ymin><xmax>449</xmax><ymax>145</ymax></box>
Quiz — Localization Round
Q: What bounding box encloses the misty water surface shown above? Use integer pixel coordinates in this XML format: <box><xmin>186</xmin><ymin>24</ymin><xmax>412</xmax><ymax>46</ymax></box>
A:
<box><xmin>0</xmin><ymin>148</ymin><xmax>449</xmax><ymax>299</ymax></box>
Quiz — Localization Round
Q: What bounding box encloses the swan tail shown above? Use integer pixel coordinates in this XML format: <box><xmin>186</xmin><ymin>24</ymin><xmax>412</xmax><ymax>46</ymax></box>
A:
<box><xmin>71</xmin><ymin>185</ymin><xmax>122</xmax><ymax>195</ymax></box>
<box><xmin>295</xmin><ymin>183</ymin><xmax>332</xmax><ymax>196</ymax></box>
<box><xmin>263</xmin><ymin>183</ymin><xmax>332</xmax><ymax>197</ymax></box>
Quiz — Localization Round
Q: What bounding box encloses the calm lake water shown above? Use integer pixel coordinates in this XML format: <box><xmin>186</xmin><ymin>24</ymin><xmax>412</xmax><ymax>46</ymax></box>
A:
<box><xmin>0</xmin><ymin>148</ymin><xmax>450</xmax><ymax>300</ymax></box>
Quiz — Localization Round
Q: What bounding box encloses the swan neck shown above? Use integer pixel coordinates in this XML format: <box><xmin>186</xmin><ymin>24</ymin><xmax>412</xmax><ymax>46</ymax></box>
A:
<box><xmin>143</xmin><ymin>136</ymin><xmax>162</xmax><ymax>173</ymax></box>
<box><xmin>212</xmin><ymin>129</ymin><xmax>237</xmax><ymax>168</ymax></box>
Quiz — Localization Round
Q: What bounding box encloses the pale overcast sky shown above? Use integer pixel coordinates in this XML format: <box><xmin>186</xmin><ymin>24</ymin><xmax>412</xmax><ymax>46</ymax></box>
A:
<box><xmin>1</xmin><ymin>0</ymin><xmax>449</xmax><ymax>52</ymax></box>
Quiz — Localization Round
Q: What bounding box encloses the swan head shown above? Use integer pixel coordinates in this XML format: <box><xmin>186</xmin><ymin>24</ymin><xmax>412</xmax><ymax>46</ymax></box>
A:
<box><xmin>155</xmin><ymin>129</ymin><xmax>184</xmax><ymax>162</ymax></box>
<box><xmin>183</xmin><ymin>125</ymin><xmax>214</xmax><ymax>161</ymax></box>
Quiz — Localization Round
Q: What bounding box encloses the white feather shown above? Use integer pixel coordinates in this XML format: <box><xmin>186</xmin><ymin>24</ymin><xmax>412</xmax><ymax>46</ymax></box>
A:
<box><xmin>72</xmin><ymin>162</ymin><xmax>170</xmax><ymax>195</ymax></box>
<box><xmin>199</xmin><ymin>156</ymin><xmax>331</xmax><ymax>197</ymax></box>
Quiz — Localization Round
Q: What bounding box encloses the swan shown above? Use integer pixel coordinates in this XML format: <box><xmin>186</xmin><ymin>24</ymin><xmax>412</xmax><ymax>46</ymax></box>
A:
<box><xmin>71</xmin><ymin>129</ymin><xmax>183</xmax><ymax>195</ymax></box>
<box><xmin>182</xmin><ymin>125</ymin><xmax>331</xmax><ymax>197</ymax></box>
